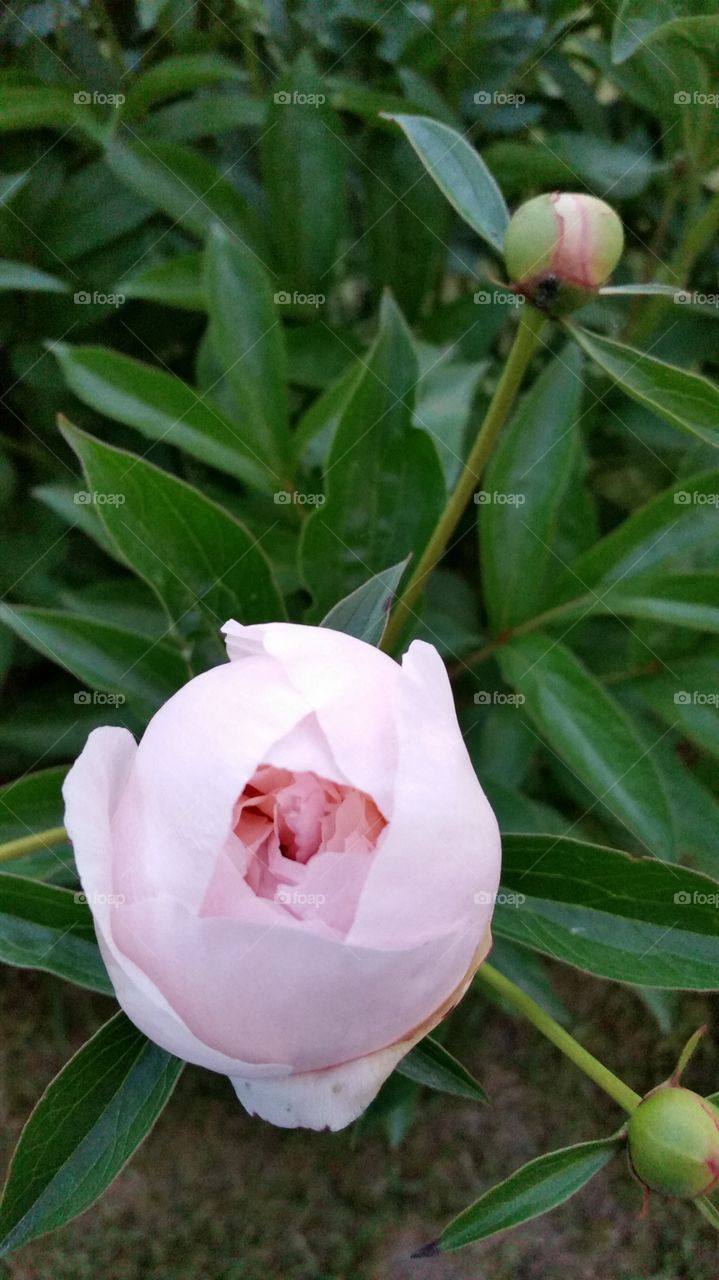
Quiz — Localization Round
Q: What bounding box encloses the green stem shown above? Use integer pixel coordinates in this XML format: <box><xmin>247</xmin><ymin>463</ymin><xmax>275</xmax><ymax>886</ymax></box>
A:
<box><xmin>0</xmin><ymin>826</ymin><xmax>68</xmax><ymax>864</ymax></box>
<box><xmin>477</xmin><ymin>962</ymin><xmax>642</xmax><ymax>1114</ymax></box>
<box><xmin>381</xmin><ymin>305</ymin><xmax>546</xmax><ymax>654</ymax></box>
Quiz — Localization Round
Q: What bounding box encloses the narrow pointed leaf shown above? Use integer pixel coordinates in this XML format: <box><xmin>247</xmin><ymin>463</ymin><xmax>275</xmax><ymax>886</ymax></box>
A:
<box><xmin>320</xmin><ymin>558</ymin><xmax>409</xmax><ymax>646</ymax></box>
<box><xmin>497</xmin><ymin>634</ymin><xmax>674</xmax><ymax>859</ymax></box>
<box><xmin>0</xmin><ymin>875</ymin><xmax>111</xmax><ymax>994</ymax></box>
<box><xmin>496</xmin><ymin>834</ymin><xmax>719</xmax><ymax>989</ymax></box>
<box><xmin>0</xmin><ymin>1013</ymin><xmax>183</xmax><ymax>1258</ymax></box>
<box><xmin>397</xmin><ymin>1036</ymin><xmax>488</xmax><ymax>1103</ymax></box>
<box><xmin>204</xmin><ymin>224</ymin><xmax>289</xmax><ymax>473</ymax></box>
<box><xmin>428</xmin><ymin>1136</ymin><xmax>621</xmax><ymax>1252</ymax></box>
<box><xmin>385</xmin><ymin>114</ymin><xmax>509</xmax><ymax>253</ymax></box>
<box><xmin>60</xmin><ymin>420</ymin><xmax>286</xmax><ymax>650</ymax></box>
<box><xmin>570</xmin><ymin>326</ymin><xmax>719</xmax><ymax>449</ymax></box>
<box><xmin>52</xmin><ymin>344</ymin><xmax>272</xmax><ymax>493</ymax></box>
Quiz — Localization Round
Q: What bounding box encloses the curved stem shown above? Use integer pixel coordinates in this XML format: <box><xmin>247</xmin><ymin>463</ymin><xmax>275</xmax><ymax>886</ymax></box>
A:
<box><xmin>0</xmin><ymin>826</ymin><xmax>68</xmax><ymax>864</ymax></box>
<box><xmin>477</xmin><ymin>962</ymin><xmax>642</xmax><ymax>1115</ymax></box>
<box><xmin>381</xmin><ymin>305</ymin><xmax>547</xmax><ymax>654</ymax></box>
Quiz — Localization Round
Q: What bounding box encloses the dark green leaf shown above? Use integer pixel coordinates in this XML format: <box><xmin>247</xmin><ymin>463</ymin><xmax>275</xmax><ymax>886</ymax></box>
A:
<box><xmin>0</xmin><ymin>605</ymin><xmax>187</xmax><ymax>720</ymax></box>
<box><xmin>320</xmin><ymin>558</ymin><xmax>409</xmax><ymax>646</ymax></box>
<box><xmin>121</xmin><ymin>253</ymin><xmax>204</xmax><ymax>311</ymax></box>
<box><xmin>571</xmin><ymin>326</ymin><xmax>719</xmax><ymax>449</ymax></box>
<box><xmin>261</xmin><ymin>51</ymin><xmax>347</xmax><ymax>292</ymax></box>
<box><xmin>496</xmin><ymin>834</ymin><xmax>719</xmax><ymax>989</ymax></box>
<box><xmin>497</xmin><ymin>635</ymin><xmax>675</xmax><ymax>859</ymax></box>
<box><xmin>424</xmin><ymin>1136</ymin><xmax>620</xmax><ymax>1252</ymax></box>
<box><xmin>0</xmin><ymin>261</ymin><xmax>68</xmax><ymax>292</ymax></box>
<box><xmin>481</xmin><ymin>346</ymin><xmax>584</xmax><ymax>631</ymax></box>
<box><xmin>301</xmin><ymin>294</ymin><xmax>445</xmax><ymax>619</ymax></box>
<box><xmin>0</xmin><ymin>1013</ymin><xmax>183</xmax><ymax>1257</ymax></box>
<box><xmin>385</xmin><ymin>114</ymin><xmax>509</xmax><ymax>254</ymax></box>
<box><xmin>53</xmin><ymin>343</ymin><xmax>272</xmax><ymax>493</ymax></box>
<box><xmin>123</xmin><ymin>53</ymin><xmax>247</xmax><ymax>119</ymax></box>
<box><xmin>397</xmin><ymin>1036</ymin><xmax>488</xmax><ymax>1103</ymax></box>
<box><xmin>204</xmin><ymin>224</ymin><xmax>290</xmax><ymax>476</ymax></box>
<box><xmin>0</xmin><ymin>875</ymin><xmax>111</xmax><ymax>994</ymax></box>
<box><xmin>60</xmin><ymin>420</ymin><xmax>286</xmax><ymax>648</ymax></box>
<box><xmin>105</xmin><ymin>137</ymin><xmax>267</xmax><ymax>259</ymax></box>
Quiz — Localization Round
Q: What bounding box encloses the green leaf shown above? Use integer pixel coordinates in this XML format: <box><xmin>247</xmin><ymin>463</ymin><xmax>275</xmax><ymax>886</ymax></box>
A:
<box><xmin>104</xmin><ymin>137</ymin><xmax>267</xmax><ymax>259</ymax></box>
<box><xmin>0</xmin><ymin>86</ymin><xmax>103</xmax><ymax>141</ymax></box>
<box><xmin>146</xmin><ymin>93</ymin><xmax>264</xmax><ymax>144</ymax></box>
<box><xmin>52</xmin><ymin>343</ymin><xmax>272</xmax><ymax>493</ymax></box>
<box><xmin>612</xmin><ymin>0</ymin><xmax>719</xmax><ymax>63</ymax></box>
<box><xmin>570</xmin><ymin>326</ymin><xmax>719</xmax><ymax>449</ymax></box>
<box><xmin>0</xmin><ymin>261</ymin><xmax>68</xmax><ymax>293</ymax></box>
<box><xmin>481</xmin><ymin>346</ymin><xmax>584</xmax><ymax>631</ymax></box>
<box><xmin>301</xmin><ymin>294</ymin><xmax>445</xmax><ymax>619</ymax></box>
<box><xmin>121</xmin><ymin>252</ymin><xmax>204</xmax><ymax>311</ymax></box>
<box><xmin>60</xmin><ymin>420</ymin><xmax>286</xmax><ymax>650</ymax></box>
<box><xmin>577</xmin><ymin>572</ymin><xmax>719</xmax><ymax>633</ymax></box>
<box><xmin>421</xmin><ymin>1136</ymin><xmax>620</xmax><ymax>1253</ymax></box>
<box><xmin>554</xmin><ymin>470</ymin><xmax>719</xmax><ymax>601</ymax></box>
<box><xmin>204</xmin><ymin>224</ymin><xmax>290</xmax><ymax>476</ymax></box>
<box><xmin>0</xmin><ymin>768</ymin><xmax>66</xmax><ymax>848</ymax></box>
<box><xmin>397</xmin><ymin>1036</ymin><xmax>488</xmax><ymax>1103</ymax></box>
<box><xmin>123</xmin><ymin>53</ymin><xmax>248</xmax><ymax>119</ymax></box>
<box><xmin>261</xmin><ymin>51</ymin><xmax>347</xmax><ymax>292</ymax></box>
<box><xmin>599</xmin><ymin>283</ymin><xmax>682</xmax><ymax>297</ymax></box>
<box><xmin>496</xmin><ymin>833</ymin><xmax>719</xmax><ymax>989</ymax></box>
<box><xmin>0</xmin><ymin>605</ymin><xmax>187</xmax><ymax>721</ymax></box>
<box><xmin>625</xmin><ymin>658</ymin><xmax>719</xmax><ymax>765</ymax></box>
<box><xmin>385</xmin><ymin>114</ymin><xmax>509</xmax><ymax>254</ymax></box>
<box><xmin>0</xmin><ymin>1013</ymin><xmax>183</xmax><ymax>1257</ymax></box>
<box><xmin>0</xmin><ymin>875</ymin><xmax>111</xmax><ymax>995</ymax></box>
<box><xmin>320</xmin><ymin>558</ymin><xmax>409</xmax><ymax>646</ymax></box>
<box><xmin>497</xmin><ymin>634</ymin><xmax>675</xmax><ymax>859</ymax></box>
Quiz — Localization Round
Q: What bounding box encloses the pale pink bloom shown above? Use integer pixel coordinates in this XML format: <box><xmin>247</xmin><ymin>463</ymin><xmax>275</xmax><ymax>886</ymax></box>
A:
<box><xmin>64</xmin><ymin>622</ymin><xmax>501</xmax><ymax>1130</ymax></box>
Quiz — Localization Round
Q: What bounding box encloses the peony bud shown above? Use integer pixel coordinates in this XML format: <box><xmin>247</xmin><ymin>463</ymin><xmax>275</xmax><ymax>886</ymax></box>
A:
<box><xmin>503</xmin><ymin>192</ymin><xmax>624</xmax><ymax>310</ymax></box>
<box><xmin>627</xmin><ymin>1086</ymin><xmax>719</xmax><ymax>1199</ymax></box>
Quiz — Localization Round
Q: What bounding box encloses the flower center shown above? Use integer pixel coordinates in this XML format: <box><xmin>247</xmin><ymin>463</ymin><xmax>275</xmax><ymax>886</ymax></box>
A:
<box><xmin>230</xmin><ymin>764</ymin><xmax>386</xmax><ymax>931</ymax></box>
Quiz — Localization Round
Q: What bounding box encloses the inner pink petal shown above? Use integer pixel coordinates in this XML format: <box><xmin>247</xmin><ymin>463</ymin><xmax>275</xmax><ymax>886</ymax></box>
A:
<box><xmin>201</xmin><ymin>762</ymin><xmax>387</xmax><ymax>937</ymax></box>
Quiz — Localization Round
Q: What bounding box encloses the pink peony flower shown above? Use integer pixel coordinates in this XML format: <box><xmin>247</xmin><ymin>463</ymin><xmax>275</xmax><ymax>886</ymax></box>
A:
<box><xmin>63</xmin><ymin>622</ymin><xmax>501</xmax><ymax>1130</ymax></box>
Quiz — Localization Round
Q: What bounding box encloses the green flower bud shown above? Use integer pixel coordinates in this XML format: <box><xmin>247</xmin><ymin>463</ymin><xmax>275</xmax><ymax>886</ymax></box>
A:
<box><xmin>627</xmin><ymin>1086</ymin><xmax>719</xmax><ymax>1200</ymax></box>
<box><xmin>503</xmin><ymin>192</ymin><xmax>624</xmax><ymax>304</ymax></box>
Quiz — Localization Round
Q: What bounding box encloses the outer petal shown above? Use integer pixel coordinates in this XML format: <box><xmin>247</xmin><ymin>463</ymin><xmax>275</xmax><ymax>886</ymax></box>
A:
<box><xmin>63</xmin><ymin>727</ymin><xmax>292</xmax><ymax>1081</ymax></box>
<box><xmin>222</xmin><ymin>621</ymin><xmax>400</xmax><ymax>815</ymax></box>
<box><xmin>347</xmin><ymin>640</ymin><xmax>501</xmax><ymax>950</ymax></box>
<box><xmin>111</xmin><ymin>893</ymin><xmax>482</xmax><ymax>1071</ymax></box>
<box><xmin>110</xmin><ymin>652</ymin><xmax>313</xmax><ymax>910</ymax></box>
<box><xmin>230</xmin><ymin>927</ymin><xmax>493</xmax><ymax>1130</ymax></box>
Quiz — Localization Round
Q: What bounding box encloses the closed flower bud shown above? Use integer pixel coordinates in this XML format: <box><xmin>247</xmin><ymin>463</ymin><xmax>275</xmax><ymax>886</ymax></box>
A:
<box><xmin>627</xmin><ymin>1086</ymin><xmax>719</xmax><ymax>1199</ymax></box>
<box><xmin>503</xmin><ymin>192</ymin><xmax>624</xmax><ymax>309</ymax></box>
